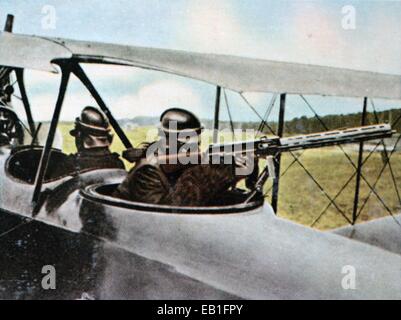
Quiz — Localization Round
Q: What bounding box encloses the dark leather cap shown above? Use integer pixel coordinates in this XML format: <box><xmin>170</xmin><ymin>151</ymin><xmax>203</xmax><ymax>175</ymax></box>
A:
<box><xmin>160</xmin><ymin>108</ymin><xmax>203</xmax><ymax>134</ymax></box>
<box><xmin>70</xmin><ymin>106</ymin><xmax>111</xmax><ymax>137</ymax></box>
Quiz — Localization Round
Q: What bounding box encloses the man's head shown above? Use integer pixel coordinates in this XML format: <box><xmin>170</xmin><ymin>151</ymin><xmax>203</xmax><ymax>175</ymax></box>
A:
<box><xmin>144</xmin><ymin>108</ymin><xmax>203</xmax><ymax>170</ymax></box>
<box><xmin>70</xmin><ymin>106</ymin><xmax>113</xmax><ymax>151</ymax></box>
<box><xmin>158</xmin><ymin>108</ymin><xmax>203</xmax><ymax>153</ymax></box>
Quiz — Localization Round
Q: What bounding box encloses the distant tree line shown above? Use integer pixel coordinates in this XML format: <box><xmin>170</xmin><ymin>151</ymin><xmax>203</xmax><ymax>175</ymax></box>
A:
<box><xmin>202</xmin><ymin>108</ymin><xmax>401</xmax><ymax>135</ymax></box>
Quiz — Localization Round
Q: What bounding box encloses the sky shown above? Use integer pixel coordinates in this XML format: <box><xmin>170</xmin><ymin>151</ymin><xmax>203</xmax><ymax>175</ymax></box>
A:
<box><xmin>0</xmin><ymin>0</ymin><xmax>400</xmax><ymax>123</ymax></box>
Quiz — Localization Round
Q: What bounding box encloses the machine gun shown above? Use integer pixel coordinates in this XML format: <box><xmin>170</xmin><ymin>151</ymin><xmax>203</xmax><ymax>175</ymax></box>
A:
<box><xmin>205</xmin><ymin>123</ymin><xmax>394</xmax><ymax>202</ymax></box>
<box><xmin>206</xmin><ymin>123</ymin><xmax>395</xmax><ymax>202</ymax></box>
<box><xmin>124</xmin><ymin>123</ymin><xmax>394</xmax><ymax>164</ymax></box>
<box><xmin>207</xmin><ymin>123</ymin><xmax>394</xmax><ymax>158</ymax></box>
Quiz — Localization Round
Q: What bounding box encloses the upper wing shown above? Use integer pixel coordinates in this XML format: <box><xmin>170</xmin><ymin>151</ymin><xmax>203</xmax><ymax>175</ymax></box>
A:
<box><xmin>1</xmin><ymin>32</ymin><xmax>400</xmax><ymax>99</ymax></box>
<box><xmin>0</xmin><ymin>32</ymin><xmax>72</xmax><ymax>72</ymax></box>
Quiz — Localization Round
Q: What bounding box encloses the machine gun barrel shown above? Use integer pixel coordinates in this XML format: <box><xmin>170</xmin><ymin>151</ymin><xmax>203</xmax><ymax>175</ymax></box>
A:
<box><xmin>277</xmin><ymin>123</ymin><xmax>394</xmax><ymax>153</ymax></box>
<box><xmin>208</xmin><ymin>124</ymin><xmax>395</xmax><ymax>157</ymax></box>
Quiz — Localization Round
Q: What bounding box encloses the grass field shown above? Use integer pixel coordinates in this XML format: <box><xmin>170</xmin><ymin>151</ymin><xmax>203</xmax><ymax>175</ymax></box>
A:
<box><xmin>58</xmin><ymin>123</ymin><xmax>401</xmax><ymax>230</ymax></box>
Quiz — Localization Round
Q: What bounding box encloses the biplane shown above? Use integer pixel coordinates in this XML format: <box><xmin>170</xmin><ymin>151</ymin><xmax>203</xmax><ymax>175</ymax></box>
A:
<box><xmin>1</xmin><ymin>14</ymin><xmax>401</xmax><ymax>299</ymax></box>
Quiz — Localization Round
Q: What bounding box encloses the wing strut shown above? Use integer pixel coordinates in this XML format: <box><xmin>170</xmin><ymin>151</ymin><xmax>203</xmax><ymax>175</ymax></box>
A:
<box><xmin>212</xmin><ymin>86</ymin><xmax>221</xmax><ymax>143</ymax></box>
<box><xmin>32</xmin><ymin>61</ymin><xmax>72</xmax><ymax>214</ymax></box>
<box><xmin>4</xmin><ymin>14</ymin><xmax>13</xmax><ymax>32</ymax></box>
<box><xmin>271</xmin><ymin>94</ymin><xmax>286</xmax><ymax>213</ymax></box>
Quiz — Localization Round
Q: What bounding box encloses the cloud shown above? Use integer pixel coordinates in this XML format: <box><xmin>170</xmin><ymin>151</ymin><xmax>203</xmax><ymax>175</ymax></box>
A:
<box><xmin>179</xmin><ymin>1</ymin><xmax>243</xmax><ymax>54</ymax></box>
<box><xmin>11</xmin><ymin>92</ymin><xmax>97</xmax><ymax>122</ymax></box>
<box><xmin>289</xmin><ymin>3</ymin><xmax>345</xmax><ymax>64</ymax></box>
<box><xmin>175</xmin><ymin>0</ymin><xmax>282</xmax><ymax>60</ymax></box>
<box><xmin>176</xmin><ymin>0</ymin><xmax>401</xmax><ymax>75</ymax></box>
<box><xmin>355</xmin><ymin>9</ymin><xmax>401</xmax><ymax>74</ymax></box>
<box><xmin>111</xmin><ymin>79</ymin><xmax>203</xmax><ymax>119</ymax></box>
<box><xmin>177</xmin><ymin>0</ymin><xmax>346</xmax><ymax>64</ymax></box>
<box><xmin>287</xmin><ymin>2</ymin><xmax>401</xmax><ymax>74</ymax></box>
<box><xmin>21</xmin><ymin>70</ymin><xmax>60</xmax><ymax>87</ymax></box>
<box><xmin>11</xmin><ymin>78</ymin><xmax>203</xmax><ymax>121</ymax></box>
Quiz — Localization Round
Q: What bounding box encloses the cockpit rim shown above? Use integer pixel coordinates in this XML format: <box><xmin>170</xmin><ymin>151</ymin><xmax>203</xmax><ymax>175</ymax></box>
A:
<box><xmin>80</xmin><ymin>183</ymin><xmax>265</xmax><ymax>215</ymax></box>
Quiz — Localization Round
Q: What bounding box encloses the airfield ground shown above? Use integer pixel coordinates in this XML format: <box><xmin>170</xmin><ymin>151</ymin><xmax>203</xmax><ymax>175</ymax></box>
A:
<box><xmin>59</xmin><ymin>124</ymin><xmax>401</xmax><ymax>230</ymax></box>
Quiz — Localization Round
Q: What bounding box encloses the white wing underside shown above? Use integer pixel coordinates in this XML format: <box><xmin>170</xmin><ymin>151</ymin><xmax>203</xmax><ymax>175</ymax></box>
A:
<box><xmin>0</xmin><ymin>32</ymin><xmax>400</xmax><ymax>99</ymax></box>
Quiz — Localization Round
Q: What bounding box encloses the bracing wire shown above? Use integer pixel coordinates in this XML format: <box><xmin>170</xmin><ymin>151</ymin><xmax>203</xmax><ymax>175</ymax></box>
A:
<box><xmin>369</xmin><ymin>99</ymin><xmax>401</xmax><ymax>206</ymax></box>
<box><xmin>257</xmin><ymin>93</ymin><xmax>278</xmax><ymax>135</ymax></box>
<box><xmin>299</xmin><ymin>95</ymin><xmax>401</xmax><ymax>227</ymax></box>
<box><xmin>239</xmin><ymin>92</ymin><xmax>351</xmax><ymax>223</ymax></box>
<box><xmin>355</xmin><ymin>131</ymin><xmax>401</xmax><ymax>227</ymax></box>
<box><xmin>239</xmin><ymin>93</ymin><xmax>276</xmax><ymax>135</ymax></box>
<box><xmin>311</xmin><ymin>138</ymin><xmax>385</xmax><ymax>227</ymax></box>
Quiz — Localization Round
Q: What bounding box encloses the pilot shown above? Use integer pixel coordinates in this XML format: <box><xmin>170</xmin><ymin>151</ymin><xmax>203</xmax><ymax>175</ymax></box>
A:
<box><xmin>64</xmin><ymin>106</ymin><xmax>125</xmax><ymax>173</ymax></box>
<box><xmin>113</xmin><ymin>108</ymin><xmax>257</xmax><ymax>206</ymax></box>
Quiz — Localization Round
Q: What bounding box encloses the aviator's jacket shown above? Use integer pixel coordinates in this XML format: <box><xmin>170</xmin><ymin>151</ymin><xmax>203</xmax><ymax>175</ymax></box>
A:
<box><xmin>55</xmin><ymin>147</ymin><xmax>125</xmax><ymax>176</ymax></box>
<box><xmin>113</xmin><ymin>159</ymin><xmax>237</xmax><ymax>206</ymax></box>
